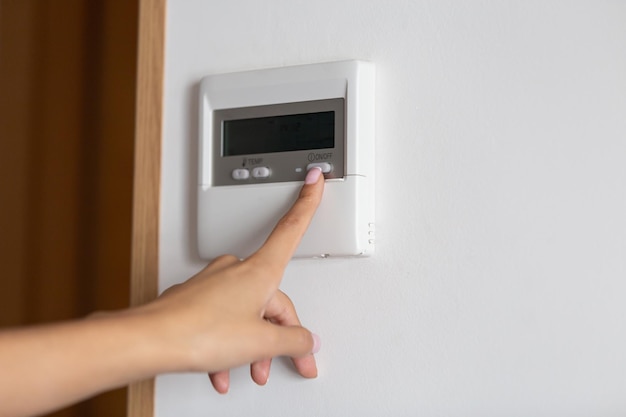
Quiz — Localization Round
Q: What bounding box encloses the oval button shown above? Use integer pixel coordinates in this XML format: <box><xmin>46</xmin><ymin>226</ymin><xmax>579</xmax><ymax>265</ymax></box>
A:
<box><xmin>306</xmin><ymin>162</ymin><xmax>333</xmax><ymax>174</ymax></box>
<box><xmin>252</xmin><ymin>166</ymin><xmax>271</xmax><ymax>178</ymax></box>
<box><xmin>231</xmin><ymin>168</ymin><xmax>250</xmax><ymax>180</ymax></box>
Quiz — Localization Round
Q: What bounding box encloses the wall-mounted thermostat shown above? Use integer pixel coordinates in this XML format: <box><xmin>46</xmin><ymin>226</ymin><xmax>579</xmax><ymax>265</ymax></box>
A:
<box><xmin>198</xmin><ymin>60</ymin><xmax>375</xmax><ymax>259</ymax></box>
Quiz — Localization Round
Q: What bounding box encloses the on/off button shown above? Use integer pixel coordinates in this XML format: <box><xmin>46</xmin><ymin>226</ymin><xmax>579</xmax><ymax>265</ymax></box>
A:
<box><xmin>306</xmin><ymin>162</ymin><xmax>333</xmax><ymax>174</ymax></box>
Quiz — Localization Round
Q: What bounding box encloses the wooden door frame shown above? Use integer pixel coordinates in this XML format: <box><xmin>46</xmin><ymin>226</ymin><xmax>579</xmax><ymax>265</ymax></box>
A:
<box><xmin>128</xmin><ymin>0</ymin><xmax>166</xmax><ymax>416</ymax></box>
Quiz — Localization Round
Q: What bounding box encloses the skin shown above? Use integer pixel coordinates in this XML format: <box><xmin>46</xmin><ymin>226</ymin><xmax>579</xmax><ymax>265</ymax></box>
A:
<box><xmin>0</xmin><ymin>168</ymin><xmax>325</xmax><ymax>417</ymax></box>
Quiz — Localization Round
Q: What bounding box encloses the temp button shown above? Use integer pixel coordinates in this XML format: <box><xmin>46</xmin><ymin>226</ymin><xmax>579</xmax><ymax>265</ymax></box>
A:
<box><xmin>231</xmin><ymin>168</ymin><xmax>249</xmax><ymax>180</ymax></box>
<box><xmin>306</xmin><ymin>162</ymin><xmax>333</xmax><ymax>174</ymax></box>
<box><xmin>252</xmin><ymin>166</ymin><xmax>271</xmax><ymax>179</ymax></box>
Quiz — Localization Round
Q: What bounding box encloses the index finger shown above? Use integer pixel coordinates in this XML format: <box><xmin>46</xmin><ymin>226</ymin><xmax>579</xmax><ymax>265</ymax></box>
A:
<box><xmin>249</xmin><ymin>167</ymin><xmax>325</xmax><ymax>271</ymax></box>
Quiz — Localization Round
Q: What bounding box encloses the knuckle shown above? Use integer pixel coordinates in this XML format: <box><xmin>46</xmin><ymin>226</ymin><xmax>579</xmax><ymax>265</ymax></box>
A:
<box><xmin>276</xmin><ymin>212</ymin><xmax>304</xmax><ymax>230</ymax></box>
<box><xmin>279</xmin><ymin>291</ymin><xmax>296</xmax><ymax>310</ymax></box>
<box><xmin>297</xmin><ymin>192</ymin><xmax>318</xmax><ymax>207</ymax></box>
<box><xmin>205</xmin><ymin>254</ymin><xmax>241</xmax><ymax>273</ymax></box>
<box><xmin>243</xmin><ymin>255</ymin><xmax>277</xmax><ymax>275</ymax></box>
<box><xmin>290</xmin><ymin>328</ymin><xmax>313</xmax><ymax>353</ymax></box>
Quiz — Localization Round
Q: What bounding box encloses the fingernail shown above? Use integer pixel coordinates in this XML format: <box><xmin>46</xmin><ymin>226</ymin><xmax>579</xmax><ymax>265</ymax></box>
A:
<box><xmin>311</xmin><ymin>333</ymin><xmax>321</xmax><ymax>354</ymax></box>
<box><xmin>304</xmin><ymin>167</ymin><xmax>323</xmax><ymax>184</ymax></box>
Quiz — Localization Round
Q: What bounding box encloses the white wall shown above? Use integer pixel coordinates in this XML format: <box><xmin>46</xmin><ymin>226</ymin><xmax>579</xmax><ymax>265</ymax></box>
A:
<box><xmin>158</xmin><ymin>2</ymin><xmax>626</xmax><ymax>415</ymax></box>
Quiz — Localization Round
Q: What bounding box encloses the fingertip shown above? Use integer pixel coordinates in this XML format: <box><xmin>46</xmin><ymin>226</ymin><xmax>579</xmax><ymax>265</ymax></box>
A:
<box><xmin>208</xmin><ymin>371</ymin><xmax>230</xmax><ymax>394</ymax></box>
<box><xmin>251</xmin><ymin>359</ymin><xmax>272</xmax><ymax>386</ymax></box>
<box><xmin>304</xmin><ymin>166</ymin><xmax>323</xmax><ymax>184</ymax></box>
<box><xmin>297</xmin><ymin>166</ymin><xmax>325</xmax><ymax>208</ymax></box>
<box><xmin>297</xmin><ymin>332</ymin><xmax>320</xmax><ymax>378</ymax></box>
<box><xmin>293</xmin><ymin>353</ymin><xmax>318</xmax><ymax>379</ymax></box>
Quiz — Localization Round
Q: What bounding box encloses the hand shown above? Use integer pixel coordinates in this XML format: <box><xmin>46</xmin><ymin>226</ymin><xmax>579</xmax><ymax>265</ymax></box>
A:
<box><xmin>0</xmin><ymin>168</ymin><xmax>325</xmax><ymax>417</ymax></box>
<box><xmin>145</xmin><ymin>167</ymin><xmax>325</xmax><ymax>393</ymax></box>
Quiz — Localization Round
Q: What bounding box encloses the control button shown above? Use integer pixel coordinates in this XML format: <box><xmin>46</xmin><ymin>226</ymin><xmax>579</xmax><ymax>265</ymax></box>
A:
<box><xmin>252</xmin><ymin>166</ymin><xmax>271</xmax><ymax>179</ymax></box>
<box><xmin>307</xmin><ymin>162</ymin><xmax>333</xmax><ymax>174</ymax></box>
<box><xmin>231</xmin><ymin>168</ymin><xmax>250</xmax><ymax>180</ymax></box>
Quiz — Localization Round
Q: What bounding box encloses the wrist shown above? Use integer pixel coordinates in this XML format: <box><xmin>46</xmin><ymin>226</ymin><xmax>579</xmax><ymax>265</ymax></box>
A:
<box><xmin>83</xmin><ymin>305</ymin><xmax>186</xmax><ymax>380</ymax></box>
<box><xmin>117</xmin><ymin>302</ymin><xmax>199</xmax><ymax>375</ymax></box>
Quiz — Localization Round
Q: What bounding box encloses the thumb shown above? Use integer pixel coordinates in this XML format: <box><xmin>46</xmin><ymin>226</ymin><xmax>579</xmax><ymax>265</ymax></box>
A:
<box><xmin>263</xmin><ymin>324</ymin><xmax>321</xmax><ymax>359</ymax></box>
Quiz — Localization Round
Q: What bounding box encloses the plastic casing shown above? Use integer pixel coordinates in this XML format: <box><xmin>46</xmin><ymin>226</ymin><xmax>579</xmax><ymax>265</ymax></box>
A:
<box><xmin>198</xmin><ymin>60</ymin><xmax>375</xmax><ymax>259</ymax></box>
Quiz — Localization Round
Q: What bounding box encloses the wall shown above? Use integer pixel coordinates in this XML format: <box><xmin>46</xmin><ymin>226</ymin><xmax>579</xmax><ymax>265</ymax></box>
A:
<box><xmin>158</xmin><ymin>2</ymin><xmax>626</xmax><ymax>415</ymax></box>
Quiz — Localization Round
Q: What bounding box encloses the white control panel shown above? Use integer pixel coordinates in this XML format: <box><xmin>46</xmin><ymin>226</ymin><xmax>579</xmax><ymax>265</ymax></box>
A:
<box><xmin>198</xmin><ymin>60</ymin><xmax>375</xmax><ymax>259</ymax></box>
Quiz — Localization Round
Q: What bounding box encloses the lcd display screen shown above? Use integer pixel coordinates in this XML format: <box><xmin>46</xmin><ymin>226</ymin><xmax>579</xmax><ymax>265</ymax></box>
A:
<box><xmin>223</xmin><ymin>111</ymin><xmax>335</xmax><ymax>156</ymax></box>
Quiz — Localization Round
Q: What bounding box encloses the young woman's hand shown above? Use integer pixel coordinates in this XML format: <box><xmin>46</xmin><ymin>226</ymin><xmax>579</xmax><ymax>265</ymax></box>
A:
<box><xmin>142</xmin><ymin>166</ymin><xmax>325</xmax><ymax>393</ymax></box>
<box><xmin>0</xmin><ymin>168</ymin><xmax>324</xmax><ymax>417</ymax></box>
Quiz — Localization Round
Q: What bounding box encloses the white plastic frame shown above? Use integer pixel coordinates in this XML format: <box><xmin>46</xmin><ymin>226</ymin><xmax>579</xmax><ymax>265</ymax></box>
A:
<box><xmin>198</xmin><ymin>60</ymin><xmax>375</xmax><ymax>259</ymax></box>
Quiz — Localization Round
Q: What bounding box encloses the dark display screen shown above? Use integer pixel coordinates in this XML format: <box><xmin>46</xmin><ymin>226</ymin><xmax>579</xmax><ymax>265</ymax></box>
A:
<box><xmin>223</xmin><ymin>111</ymin><xmax>335</xmax><ymax>156</ymax></box>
